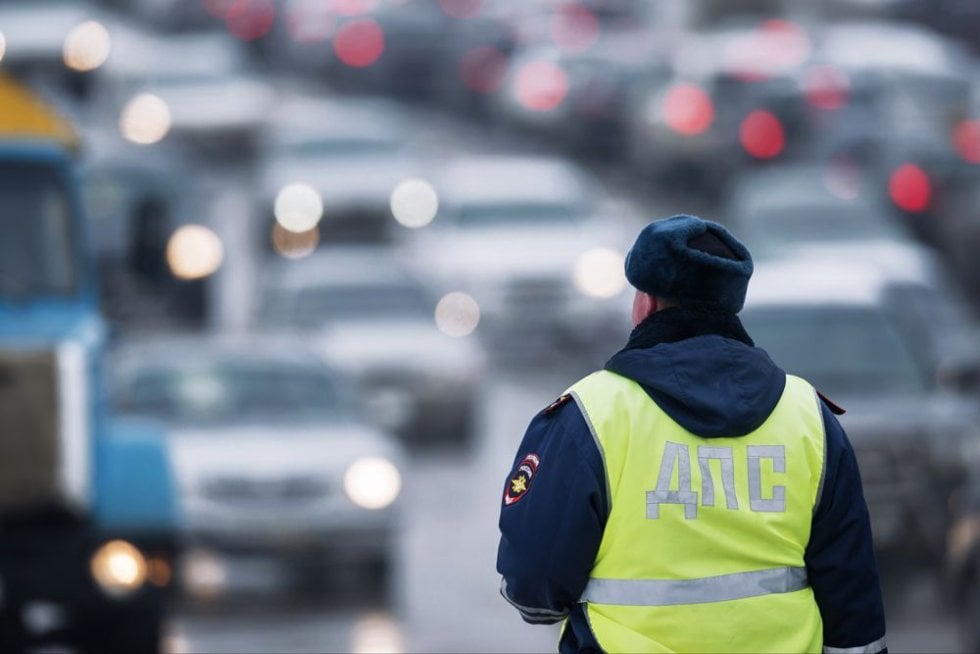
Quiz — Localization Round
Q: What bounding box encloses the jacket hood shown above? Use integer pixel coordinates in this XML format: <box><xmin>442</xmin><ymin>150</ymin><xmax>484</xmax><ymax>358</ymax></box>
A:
<box><xmin>604</xmin><ymin>305</ymin><xmax>785</xmax><ymax>438</ymax></box>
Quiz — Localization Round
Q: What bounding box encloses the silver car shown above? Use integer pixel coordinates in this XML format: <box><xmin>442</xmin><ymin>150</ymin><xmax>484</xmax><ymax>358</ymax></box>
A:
<box><xmin>741</xmin><ymin>258</ymin><xmax>980</xmax><ymax>570</ymax></box>
<box><xmin>409</xmin><ymin>154</ymin><xmax>635</xmax><ymax>358</ymax></box>
<box><xmin>109</xmin><ymin>335</ymin><xmax>405</xmax><ymax>596</ymax></box>
<box><xmin>258</xmin><ymin>246</ymin><xmax>486</xmax><ymax>448</ymax></box>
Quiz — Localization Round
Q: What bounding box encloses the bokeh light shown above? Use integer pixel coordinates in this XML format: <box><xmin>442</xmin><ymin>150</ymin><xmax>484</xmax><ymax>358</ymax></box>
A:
<box><xmin>823</xmin><ymin>157</ymin><xmax>863</xmax><ymax>200</ymax></box>
<box><xmin>344</xmin><ymin>458</ymin><xmax>402</xmax><ymax>510</ymax></box>
<box><xmin>390</xmin><ymin>178</ymin><xmax>439</xmax><ymax>229</ymax></box>
<box><xmin>89</xmin><ymin>540</ymin><xmax>147</xmax><ymax>597</ymax></box>
<box><xmin>439</xmin><ymin>0</ymin><xmax>483</xmax><ymax>19</ymax></box>
<box><xmin>739</xmin><ymin>110</ymin><xmax>785</xmax><ymax>159</ymax></box>
<box><xmin>460</xmin><ymin>46</ymin><xmax>507</xmax><ymax>94</ymax></box>
<box><xmin>286</xmin><ymin>0</ymin><xmax>337</xmax><ymax>43</ymax></box>
<box><xmin>63</xmin><ymin>21</ymin><xmax>111</xmax><ymax>72</ymax></box>
<box><xmin>274</xmin><ymin>183</ymin><xmax>324</xmax><ymax>233</ymax></box>
<box><xmin>334</xmin><ymin>19</ymin><xmax>385</xmax><ymax>68</ymax></box>
<box><xmin>351</xmin><ymin>613</ymin><xmax>404</xmax><ymax>654</ymax></box>
<box><xmin>550</xmin><ymin>3</ymin><xmax>600</xmax><ymax>53</ymax></box>
<box><xmin>889</xmin><ymin>163</ymin><xmax>932</xmax><ymax>213</ymax></box>
<box><xmin>802</xmin><ymin>66</ymin><xmax>850</xmax><ymax>110</ymax></box>
<box><xmin>166</xmin><ymin>225</ymin><xmax>224</xmax><ymax>280</ymax></box>
<box><xmin>435</xmin><ymin>292</ymin><xmax>480</xmax><ymax>338</ymax></box>
<box><xmin>181</xmin><ymin>548</ymin><xmax>228</xmax><ymax>601</ymax></box>
<box><xmin>573</xmin><ymin>248</ymin><xmax>626</xmax><ymax>299</ymax></box>
<box><xmin>662</xmin><ymin>83</ymin><xmax>714</xmax><ymax>136</ymax></box>
<box><xmin>119</xmin><ymin>94</ymin><xmax>171</xmax><ymax>145</ymax></box>
<box><xmin>953</xmin><ymin>120</ymin><xmax>980</xmax><ymax>164</ymax></box>
<box><xmin>515</xmin><ymin>60</ymin><xmax>568</xmax><ymax>112</ymax></box>
<box><xmin>271</xmin><ymin>223</ymin><xmax>320</xmax><ymax>259</ymax></box>
<box><xmin>225</xmin><ymin>0</ymin><xmax>276</xmax><ymax>41</ymax></box>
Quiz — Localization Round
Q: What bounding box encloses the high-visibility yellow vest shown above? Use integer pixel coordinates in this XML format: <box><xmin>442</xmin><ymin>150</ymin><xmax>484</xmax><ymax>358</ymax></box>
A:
<box><xmin>567</xmin><ymin>370</ymin><xmax>825</xmax><ymax>653</ymax></box>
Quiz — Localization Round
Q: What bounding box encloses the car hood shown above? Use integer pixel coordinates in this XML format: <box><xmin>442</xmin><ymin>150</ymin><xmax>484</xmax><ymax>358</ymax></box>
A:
<box><xmin>314</xmin><ymin>318</ymin><xmax>482</xmax><ymax>375</ymax></box>
<box><xmin>415</xmin><ymin>223</ymin><xmax>612</xmax><ymax>282</ymax></box>
<box><xmin>832</xmin><ymin>392</ymin><xmax>980</xmax><ymax>446</ymax></box>
<box><xmin>166</xmin><ymin>422</ymin><xmax>401</xmax><ymax>493</ymax></box>
<box><xmin>154</xmin><ymin>78</ymin><xmax>274</xmax><ymax>131</ymax></box>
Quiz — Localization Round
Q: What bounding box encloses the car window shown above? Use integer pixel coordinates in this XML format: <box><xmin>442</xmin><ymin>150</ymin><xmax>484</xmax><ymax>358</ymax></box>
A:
<box><xmin>275</xmin><ymin>135</ymin><xmax>402</xmax><ymax>159</ymax></box>
<box><xmin>0</xmin><ymin>163</ymin><xmax>76</xmax><ymax>297</ymax></box>
<box><xmin>118</xmin><ymin>360</ymin><xmax>348</xmax><ymax>424</ymax></box>
<box><xmin>742</xmin><ymin>304</ymin><xmax>930</xmax><ymax>395</ymax></box>
<box><xmin>453</xmin><ymin>202</ymin><xmax>584</xmax><ymax>228</ymax></box>
<box><xmin>742</xmin><ymin>205</ymin><xmax>900</xmax><ymax>245</ymax></box>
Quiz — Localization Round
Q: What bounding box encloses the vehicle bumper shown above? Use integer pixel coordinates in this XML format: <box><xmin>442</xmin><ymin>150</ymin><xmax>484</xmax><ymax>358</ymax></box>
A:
<box><xmin>0</xmin><ymin>515</ymin><xmax>176</xmax><ymax>645</ymax></box>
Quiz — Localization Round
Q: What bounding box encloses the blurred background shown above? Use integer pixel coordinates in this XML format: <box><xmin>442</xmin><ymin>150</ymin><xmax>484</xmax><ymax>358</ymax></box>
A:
<box><xmin>1</xmin><ymin>0</ymin><xmax>980</xmax><ymax>652</ymax></box>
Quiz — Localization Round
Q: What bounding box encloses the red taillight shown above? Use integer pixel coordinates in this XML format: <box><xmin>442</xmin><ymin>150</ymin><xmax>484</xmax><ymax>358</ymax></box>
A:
<box><xmin>662</xmin><ymin>84</ymin><xmax>714</xmax><ymax>136</ymax></box>
<box><xmin>333</xmin><ymin>19</ymin><xmax>385</xmax><ymax>68</ymax></box>
<box><xmin>953</xmin><ymin>120</ymin><xmax>980</xmax><ymax>164</ymax></box>
<box><xmin>888</xmin><ymin>164</ymin><xmax>932</xmax><ymax>213</ymax></box>
<box><xmin>515</xmin><ymin>60</ymin><xmax>568</xmax><ymax>112</ymax></box>
<box><xmin>225</xmin><ymin>0</ymin><xmax>275</xmax><ymax>41</ymax></box>
<box><xmin>802</xmin><ymin>66</ymin><xmax>849</xmax><ymax>110</ymax></box>
<box><xmin>740</xmin><ymin>110</ymin><xmax>785</xmax><ymax>159</ymax></box>
<box><xmin>550</xmin><ymin>3</ymin><xmax>600</xmax><ymax>53</ymax></box>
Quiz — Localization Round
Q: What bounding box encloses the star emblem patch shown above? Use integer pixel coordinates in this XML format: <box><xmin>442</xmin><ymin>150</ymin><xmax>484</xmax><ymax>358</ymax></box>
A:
<box><xmin>503</xmin><ymin>453</ymin><xmax>540</xmax><ymax>506</ymax></box>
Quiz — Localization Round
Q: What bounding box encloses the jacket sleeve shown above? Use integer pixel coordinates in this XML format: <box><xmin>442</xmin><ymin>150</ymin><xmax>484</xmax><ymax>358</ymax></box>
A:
<box><xmin>496</xmin><ymin>398</ymin><xmax>609</xmax><ymax>624</ymax></box>
<box><xmin>806</xmin><ymin>402</ymin><xmax>888</xmax><ymax>653</ymax></box>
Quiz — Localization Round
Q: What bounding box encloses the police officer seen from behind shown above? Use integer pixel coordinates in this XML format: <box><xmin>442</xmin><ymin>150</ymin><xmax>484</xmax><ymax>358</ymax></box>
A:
<box><xmin>497</xmin><ymin>215</ymin><xmax>886</xmax><ymax>653</ymax></box>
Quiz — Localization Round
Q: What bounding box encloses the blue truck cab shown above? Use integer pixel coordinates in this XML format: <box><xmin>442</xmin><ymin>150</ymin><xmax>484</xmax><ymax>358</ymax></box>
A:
<box><xmin>0</xmin><ymin>75</ymin><xmax>179</xmax><ymax>654</ymax></box>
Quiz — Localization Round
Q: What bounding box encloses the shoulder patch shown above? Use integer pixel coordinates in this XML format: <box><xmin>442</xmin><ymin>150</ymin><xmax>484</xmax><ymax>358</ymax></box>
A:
<box><xmin>543</xmin><ymin>393</ymin><xmax>572</xmax><ymax>415</ymax></box>
<box><xmin>503</xmin><ymin>453</ymin><xmax>540</xmax><ymax>506</ymax></box>
<box><xmin>817</xmin><ymin>390</ymin><xmax>846</xmax><ymax>415</ymax></box>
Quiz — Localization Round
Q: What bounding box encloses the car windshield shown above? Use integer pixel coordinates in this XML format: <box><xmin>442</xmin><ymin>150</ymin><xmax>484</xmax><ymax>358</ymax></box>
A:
<box><xmin>278</xmin><ymin>282</ymin><xmax>431</xmax><ymax>328</ymax></box>
<box><xmin>743</xmin><ymin>205</ymin><xmax>898</xmax><ymax>246</ymax></box>
<box><xmin>119</xmin><ymin>359</ymin><xmax>348</xmax><ymax>424</ymax></box>
<box><xmin>741</xmin><ymin>304</ymin><xmax>929</xmax><ymax>395</ymax></box>
<box><xmin>453</xmin><ymin>203</ymin><xmax>584</xmax><ymax>228</ymax></box>
<box><xmin>0</xmin><ymin>162</ymin><xmax>76</xmax><ymax>297</ymax></box>
<box><xmin>277</xmin><ymin>136</ymin><xmax>401</xmax><ymax>158</ymax></box>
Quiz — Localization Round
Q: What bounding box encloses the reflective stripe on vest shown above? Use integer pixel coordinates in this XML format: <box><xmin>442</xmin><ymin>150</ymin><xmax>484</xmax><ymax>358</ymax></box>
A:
<box><xmin>569</xmin><ymin>370</ymin><xmax>827</xmax><ymax>653</ymax></box>
<box><xmin>822</xmin><ymin>637</ymin><xmax>887</xmax><ymax>654</ymax></box>
<box><xmin>582</xmin><ymin>566</ymin><xmax>807</xmax><ymax>606</ymax></box>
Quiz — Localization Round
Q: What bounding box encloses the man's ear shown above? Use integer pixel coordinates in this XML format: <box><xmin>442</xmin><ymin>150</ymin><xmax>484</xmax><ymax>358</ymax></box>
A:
<box><xmin>632</xmin><ymin>291</ymin><xmax>657</xmax><ymax>326</ymax></box>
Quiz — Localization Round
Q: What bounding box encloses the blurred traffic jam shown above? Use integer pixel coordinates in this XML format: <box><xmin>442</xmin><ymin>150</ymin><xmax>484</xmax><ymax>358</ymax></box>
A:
<box><xmin>2</xmin><ymin>0</ymin><xmax>980</xmax><ymax>652</ymax></box>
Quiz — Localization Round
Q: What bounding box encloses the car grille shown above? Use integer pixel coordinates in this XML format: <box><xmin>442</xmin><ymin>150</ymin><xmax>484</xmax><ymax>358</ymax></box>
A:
<box><xmin>202</xmin><ymin>476</ymin><xmax>331</xmax><ymax>504</ymax></box>
<box><xmin>0</xmin><ymin>349</ymin><xmax>61</xmax><ymax>512</ymax></box>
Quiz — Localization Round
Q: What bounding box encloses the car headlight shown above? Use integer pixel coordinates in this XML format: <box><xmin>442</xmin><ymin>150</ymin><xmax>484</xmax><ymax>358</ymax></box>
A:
<box><xmin>90</xmin><ymin>540</ymin><xmax>147</xmax><ymax>598</ymax></box>
<box><xmin>573</xmin><ymin>247</ymin><xmax>626</xmax><ymax>299</ymax></box>
<box><xmin>344</xmin><ymin>457</ymin><xmax>402</xmax><ymax>510</ymax></box>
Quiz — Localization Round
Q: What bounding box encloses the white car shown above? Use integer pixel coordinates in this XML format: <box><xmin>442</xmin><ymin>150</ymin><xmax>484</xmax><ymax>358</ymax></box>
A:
<box><xmin>97</xmin><ymin>29</ymin><xmax>274</xmax><ymax>152</ymax></box>
<box><xmin>109</xmin><ymin>335</ymin><xmax>405</xmax><ymax>595</ymax></box>
<box><xmin>409</xmin><ymin>154</ymin><xmax>635</xmax><ymax>356</ymax></box>
<box><xmin>257</xmin><ymin>95</ymin><xmax>425</xmax><ymax>247</ymax></box>
<box><xmin>258</xmin><ymin>246</ymin><xmax>486</xmax><ymax>447</ymax></box>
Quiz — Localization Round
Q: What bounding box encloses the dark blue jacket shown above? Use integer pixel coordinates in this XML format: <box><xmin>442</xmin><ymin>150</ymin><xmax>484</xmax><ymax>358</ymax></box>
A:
<box><xmin>497</xmin><ymin>306</ymin><xmax>887</xmax><ymax>653</ymax></box>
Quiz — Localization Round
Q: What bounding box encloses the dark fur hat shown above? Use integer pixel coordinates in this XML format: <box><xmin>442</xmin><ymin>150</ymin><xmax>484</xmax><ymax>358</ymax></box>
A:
<box><xmin>625</xmin><ymin>214</ymin><xmax>753</xmax><ymax>313</ymax></box>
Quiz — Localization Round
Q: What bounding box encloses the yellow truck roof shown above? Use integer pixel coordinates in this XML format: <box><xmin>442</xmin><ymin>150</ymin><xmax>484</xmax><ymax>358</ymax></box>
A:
<box><xmin>0</xmin><ymin>73</ymin><xmax>79</xmax><ymax>148</ymax></box>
